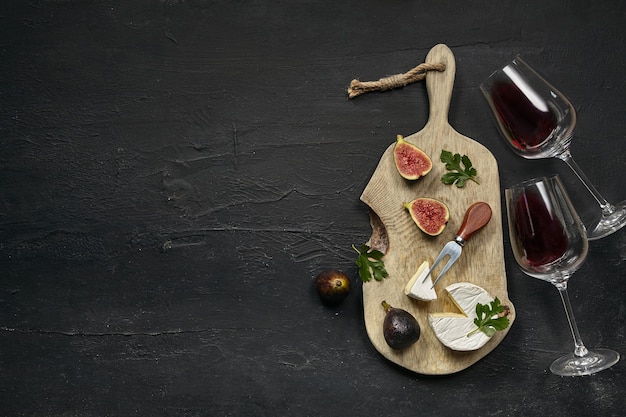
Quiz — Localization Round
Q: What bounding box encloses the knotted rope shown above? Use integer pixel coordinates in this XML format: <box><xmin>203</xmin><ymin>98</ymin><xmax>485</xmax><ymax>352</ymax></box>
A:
<box><xmin>347</xmin><ymin>62</ymin><xmax>446</xmax><ymax>98</ymax></box>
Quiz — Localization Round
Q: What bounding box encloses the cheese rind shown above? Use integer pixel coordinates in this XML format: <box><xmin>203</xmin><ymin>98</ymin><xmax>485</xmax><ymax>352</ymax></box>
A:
<box><xmin>428</xmin><ymin>316</ymin><xmax>491</xmax><ymax>351</ymax></box>
<box><xmin>446</xmin><ymin>282</ymin><xmax>493</xmax><ymax>318</ymax></box>
<box><xmin>404</xmin><ymin>261</ymin><xmax>437</xmax><ymax>301</ymax></box>
<box><xmin>428</xmin><ymin>282</ymin><xmax>494</xmax><ymax>351</ymax></box>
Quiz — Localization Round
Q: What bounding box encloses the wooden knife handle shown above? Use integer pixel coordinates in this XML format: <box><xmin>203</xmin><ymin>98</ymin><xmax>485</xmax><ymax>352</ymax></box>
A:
<box><xmin>456</xmin><ymin>202</ymin><xmax>492</xmax><ymax>241</ymax></box>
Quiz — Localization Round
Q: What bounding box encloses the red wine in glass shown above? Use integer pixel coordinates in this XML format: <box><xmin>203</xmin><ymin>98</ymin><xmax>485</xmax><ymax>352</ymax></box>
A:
<box><xmin>505</xmin><ymin>176</ymin><xmax>620</xmax><ymax>376</ymax></box>
<box><xmin>481</xmin><ymin>56</ymin><xmax>626</xmax><ymax>240</ymax></box>
<box><xmin>490</xmin><ymin>80</ymin><xmax>558</xmax><ymax>150</ymax></box>
<box><xmin>514</xmin><ymin>189</ymin><xmax>567</xmax><ymax>267</ymax></box>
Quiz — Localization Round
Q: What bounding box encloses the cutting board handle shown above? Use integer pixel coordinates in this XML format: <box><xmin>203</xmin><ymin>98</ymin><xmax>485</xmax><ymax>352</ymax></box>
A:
<box><xmin>424</xmin><ymin>44</ymin><xmax>456</xmax><ymax>129</ymax></box>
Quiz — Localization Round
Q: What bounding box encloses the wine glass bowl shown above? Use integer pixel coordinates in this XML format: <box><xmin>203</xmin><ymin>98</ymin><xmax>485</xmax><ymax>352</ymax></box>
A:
<box><xmin>482</xmin><ymin>56</ymin><xmax>576</xmax><ymax>159</ymax></box>
<box><xmin>507</xmin><ymin>176</ymin><xmax>587</xmax><ymax>284</ymax></box>
<box><xmin>481</xmin><ymin>56</ymin><xmax>626</xmax><ymax>240</ymax></box>
<box><xmin>505</xmin><ymin>176</ymin><xmax>619</xmax><ymax>376</ymax></box>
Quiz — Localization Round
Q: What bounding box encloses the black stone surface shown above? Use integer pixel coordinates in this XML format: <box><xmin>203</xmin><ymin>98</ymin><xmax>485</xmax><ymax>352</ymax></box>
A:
<box><xmin>1</xmin><ymin>1</ymin><xmax>625</xmax><ymax>416</ymax></box>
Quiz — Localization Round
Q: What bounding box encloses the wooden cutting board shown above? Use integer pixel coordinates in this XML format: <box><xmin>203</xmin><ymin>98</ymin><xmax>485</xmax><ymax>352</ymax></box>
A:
<box><xmin>361</xmin><ymin>44</ymin><xmax>516</xmax><ymax>375</ymax></box>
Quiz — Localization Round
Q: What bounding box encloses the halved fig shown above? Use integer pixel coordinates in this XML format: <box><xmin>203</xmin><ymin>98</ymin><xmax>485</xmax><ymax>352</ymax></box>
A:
<box><xmin>393</xmin><ymin>135</ymin><xmax>433</xmax><ymax>180</ymax></box>
<box><xmin>402</xmin><ymin>197</ymin><xmax>450</xmax><ymax>236</ymax></box>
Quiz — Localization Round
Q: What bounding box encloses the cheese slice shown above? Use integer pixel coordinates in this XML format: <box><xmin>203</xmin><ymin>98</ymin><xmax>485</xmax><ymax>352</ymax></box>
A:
<box><xmin>404</xmin><ymin>261</ymin><xmax>437</xmax><ymax>301</ymax></box>
<box><xmin>446</xmin><ymin>282</ymin><xmax>493</xmax><ymax>316</ymax></box>
<box><xmin>428</xmin><ymin>282</ymin><xmax>494</xmax><ymax>351</ymax></box>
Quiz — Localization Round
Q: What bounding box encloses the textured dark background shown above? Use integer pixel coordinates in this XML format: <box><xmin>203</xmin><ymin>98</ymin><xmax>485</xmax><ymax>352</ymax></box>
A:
<box><xmin>1</xmin><ymin>1</ymin><xmax>625</xmax><ymax>416</ymax></box>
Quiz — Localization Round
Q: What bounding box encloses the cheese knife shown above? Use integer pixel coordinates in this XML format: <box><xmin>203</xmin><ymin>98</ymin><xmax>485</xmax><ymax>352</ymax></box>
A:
<box><xmin>422</xmin><ymin>201</ymin><xmax>492</xmax><ymax>288</ymax></box>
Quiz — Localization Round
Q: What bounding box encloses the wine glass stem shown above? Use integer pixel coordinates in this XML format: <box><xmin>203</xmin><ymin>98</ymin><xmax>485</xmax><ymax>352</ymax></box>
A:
<box><xmin>558</xmin><ymin>150</ymin><xmax>616</xmax><ymax>217</ymax></box>
<box><xmin>555</xmin><ymin>282</ymin><xmax>588</xmax><ymax>358</ymax></box>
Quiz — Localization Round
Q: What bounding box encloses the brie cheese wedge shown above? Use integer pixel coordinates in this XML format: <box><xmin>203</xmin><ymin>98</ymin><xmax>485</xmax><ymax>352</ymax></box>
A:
<box><xmin>428</xmin><ymin>282</ymin><xmax>495</xmax><ymax>351</ymax></box>
<box><xmin>404</xmin><ymin>261</ymin><xmax>437</xmax><ymax>301</ymax></box>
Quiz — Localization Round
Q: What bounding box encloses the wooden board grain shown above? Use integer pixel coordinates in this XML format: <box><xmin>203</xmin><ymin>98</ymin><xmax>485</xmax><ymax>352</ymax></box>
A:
<box><xmin>361</xmin><ymin>44</ymin><xmax>516</xmax><ymax>375</ymax></box>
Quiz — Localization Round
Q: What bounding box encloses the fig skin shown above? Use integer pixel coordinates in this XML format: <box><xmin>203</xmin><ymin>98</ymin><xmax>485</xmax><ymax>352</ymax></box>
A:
<box><xmin>403</xmin><ymin>197</ymin><xmax>450</xmax><ymax>236</ymax></box>
<box><xmin>393</xmin><ymin>135</ymin><xmax>433</xmax><ymax>180</ymax></box>
<box><xmin>315</xmin><ymin>269</ymin><xmax>351</xmax><ymax>306</ymax></box>
<box><xmin>382</xmin><ymin>301</ymin><xmax>421</xmax><ymax>349</ymax></box>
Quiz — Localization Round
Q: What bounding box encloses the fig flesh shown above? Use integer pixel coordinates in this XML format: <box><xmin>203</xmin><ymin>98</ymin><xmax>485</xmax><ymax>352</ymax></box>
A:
<box><xmin>393</xmin><ymin>135</ymin><xmax>432</xmax><ymax>180</ymax></box>
<box><xmin>403</xmin><ymin>197</ymin><xmax>449</xmax><ymax>236</ymax></box>
<box><xmin>381</xmin><ymin>301</ymin><xmax>420</xmax><ymax>349</ymax></box>
<box><xmin>315</xmin><ymin>269</ymin><xmax>351</xmax><ymax>305</ymax></box>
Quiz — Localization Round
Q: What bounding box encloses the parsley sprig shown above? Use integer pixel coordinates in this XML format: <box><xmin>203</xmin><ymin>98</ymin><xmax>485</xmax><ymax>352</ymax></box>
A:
<box><xmin>353</xmin><ymin>244</ymin><xmax>388</xmax><ymax>283</ymax></box>
<box><xmin>440</xmin><ymin>149</ymin><xmax>479</xmax><ymax>188</ymax></box>
<box><xmin>467</xmin><ymin>297</ymin><xmax>510</xmax><ymax>337</ymax></box>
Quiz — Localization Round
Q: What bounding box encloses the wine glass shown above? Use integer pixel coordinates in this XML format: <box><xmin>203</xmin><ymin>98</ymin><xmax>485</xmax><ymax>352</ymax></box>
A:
<box><xmin>481</xmin><ymin>56</ymin><xmax>626</xmax><ymax>240</ymax></box>
<box><xmin>505</xmin><ymin>175</ymin><xmax>620</xmax><ymax>376</ymax></box>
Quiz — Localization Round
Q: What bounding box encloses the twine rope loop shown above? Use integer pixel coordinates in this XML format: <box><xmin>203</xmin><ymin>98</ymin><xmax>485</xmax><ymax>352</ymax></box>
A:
<box><xmin>347</xmin><ymin>62</ymin><xmax>446</xmax><ymax>98</ymax></box>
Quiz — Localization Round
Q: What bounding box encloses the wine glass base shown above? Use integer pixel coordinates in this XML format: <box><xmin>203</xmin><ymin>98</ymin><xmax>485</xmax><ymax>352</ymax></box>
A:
<box><xmin>549</xmin><ymin>348</ymin><xmax>620</xmax><ymax>376</ymax></box>
<box><xmin>586</xmin><ymin>200</ymin><xmax>626</xmax><ymax>241</ymax></box>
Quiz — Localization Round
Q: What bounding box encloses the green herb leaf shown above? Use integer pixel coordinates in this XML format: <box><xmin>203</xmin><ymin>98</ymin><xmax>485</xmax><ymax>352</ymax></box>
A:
<box><xmin>440</xmin><ymin>149</ymin><xmax>479</xmax><ymax>188</ymax></box>
<box><xmin>467</xmin><ymin>297</ymin><xmax>510</xmax><ymax>337</ymax></box>
<box><xmin>352</xmin><ymin>244</ymin><xmax>389</xmax><ymax>283</ymax></box>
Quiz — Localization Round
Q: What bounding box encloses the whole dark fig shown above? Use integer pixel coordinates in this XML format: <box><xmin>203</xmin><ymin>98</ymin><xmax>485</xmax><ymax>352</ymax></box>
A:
<box><xmin>315</xmin><ymin>269</ymin><xmax>351</xmax><ymax>305</ymax></box>
<box><xmin>382</xmin><ymin>300</ymin><xmax>420</xmax><ymax>349</ymax></box>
